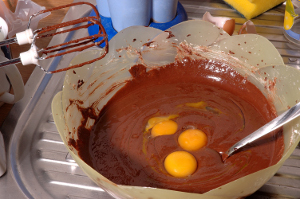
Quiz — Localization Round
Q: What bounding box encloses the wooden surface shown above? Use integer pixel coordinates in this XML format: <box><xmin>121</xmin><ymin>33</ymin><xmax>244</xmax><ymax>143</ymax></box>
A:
<box><xmin>0</xmin><ymin>0</ymin><xmax>73</xmax><ymax>126</ymax></box>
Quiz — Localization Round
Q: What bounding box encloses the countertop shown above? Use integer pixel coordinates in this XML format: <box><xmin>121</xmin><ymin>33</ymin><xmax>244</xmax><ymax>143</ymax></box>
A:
<box><xmin>0</xmin><ymin>0</ymin><xmax>73</xmax><ymax>126</ymax></box>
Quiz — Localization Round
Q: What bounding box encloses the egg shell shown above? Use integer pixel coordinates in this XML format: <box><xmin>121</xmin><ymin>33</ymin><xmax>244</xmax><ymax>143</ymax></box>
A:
<box><xmin>223</xmin><ymin>19</ymin><xmax>235</xmax><ymax>36</ymax></box>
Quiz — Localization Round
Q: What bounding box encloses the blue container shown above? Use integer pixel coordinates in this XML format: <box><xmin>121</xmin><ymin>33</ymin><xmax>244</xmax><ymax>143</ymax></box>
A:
<box><xmin>108</xmin><ymin>0</ymin><xmax>152</xmax><ymax>32</ymax></box>
<box><xmin>96</xmin><ymin>0</ymin><xmax>110</xmax><ymax>17</ymax></box>
<box><xmin>152</xmin><ymin>0</ymin><xmax>178</xmax><ymax>23</ymax></box>
<box><xmin>88</xmin><ymin>2</ymin><xmax>188</xmax><ymax>47</ymax></box>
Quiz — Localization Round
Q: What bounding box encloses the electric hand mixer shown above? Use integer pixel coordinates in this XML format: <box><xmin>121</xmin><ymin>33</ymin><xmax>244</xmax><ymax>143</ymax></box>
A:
<box><xmin>0</xmin><ymin>2</ymin><xmax>108</xmax><ymax>74</ymax></box>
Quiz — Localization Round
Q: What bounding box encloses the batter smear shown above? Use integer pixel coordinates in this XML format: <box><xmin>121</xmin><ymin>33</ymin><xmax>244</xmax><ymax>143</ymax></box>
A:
<box><xmin>72</xmin><ymin>57</ymin><xmax>284</xmax><ymax>194</ymax></box>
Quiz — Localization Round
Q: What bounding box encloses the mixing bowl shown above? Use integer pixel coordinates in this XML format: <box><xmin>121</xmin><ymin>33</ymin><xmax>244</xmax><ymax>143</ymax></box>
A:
<box><xmin>52</xmin><ymin>20</ymin><xmax>300</xmax><ymax>199</ymax></box>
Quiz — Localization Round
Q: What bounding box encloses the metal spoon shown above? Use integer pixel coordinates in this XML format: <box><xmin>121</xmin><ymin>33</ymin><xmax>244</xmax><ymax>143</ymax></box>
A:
<box><xmin>222</xmin><ymin>102</ymin><xmax>300</xmax><ymax>161</ymax></box>
<box><xmin>0</xmin><ymin>130</ymin><xmax>6</xmax><ymax>177</ymax></box>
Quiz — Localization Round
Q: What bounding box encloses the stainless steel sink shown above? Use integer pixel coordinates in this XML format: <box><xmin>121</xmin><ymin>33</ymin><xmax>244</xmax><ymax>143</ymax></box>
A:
<box><xmin>1</xmin><ymin>0</ymin><xmax>300</xmax><ymax>198</ymax></box>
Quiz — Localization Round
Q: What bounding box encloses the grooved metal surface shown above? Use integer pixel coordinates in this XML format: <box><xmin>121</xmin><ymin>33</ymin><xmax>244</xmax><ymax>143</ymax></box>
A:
<box><xmin>1</xmin><ymin>0</ymin><xmax>300</xmax><ymax>198</ymax></box>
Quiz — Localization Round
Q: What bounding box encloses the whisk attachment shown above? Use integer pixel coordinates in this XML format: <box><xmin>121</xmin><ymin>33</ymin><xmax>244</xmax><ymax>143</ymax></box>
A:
<box><xmin>0</xmin><ymin>2</ymin><xmax>109</xmax><ymax>74</ymax></box>
<box><xmin>31</xmin><ymin>16</ymin><xmax>108</xmax><ymax>74</ymax></box>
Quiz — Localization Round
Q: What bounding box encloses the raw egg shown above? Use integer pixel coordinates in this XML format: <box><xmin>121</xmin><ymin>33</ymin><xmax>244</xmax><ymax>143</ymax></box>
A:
<box><xmin>184</xmin><ymin>101</ymin><xmax>221</xmax><ymax>114</ymax></box>
<box><xmin>178</xmin><ymin>129</ymin><xmax>207</xmax><ymax>151</ymax></box>
<box><xmin>164</xmin><ymin>151</ymin><xmax>197</xmax><ymax>178</ymax></box>
<box><xmin>151</xmin><ymin>120</ymin><xmax>178</xmax><ymax>137</ymax></box>
<box><xmin>145</xmin><ymin>115</ymin><xmax>178</xmax><ymax>131</ymax></box>
<box><xmin>185</xmin><ymin>101</ymin><xmax>207</xmax><ymax>109</ymax></box>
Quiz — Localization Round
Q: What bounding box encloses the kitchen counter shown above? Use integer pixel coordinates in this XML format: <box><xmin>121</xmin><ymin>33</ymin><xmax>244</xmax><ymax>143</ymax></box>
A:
<box><xmin>0</xmin><ymin>0</ymin><xmax>73</xmax><ymax>126</ymax></box>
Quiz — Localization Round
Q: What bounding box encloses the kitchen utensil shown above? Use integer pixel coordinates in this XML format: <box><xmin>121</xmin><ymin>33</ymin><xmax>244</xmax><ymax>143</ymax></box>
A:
<box><xmin>0</xmin><ymin>131</ymin><xmax>6</xmax><ymax>177</ymax></box>
<box><xmin>0</xmin><ymin>2</ymin><xmax>108</xmax><ymax>74</ymax></box>
<box><xmin>222</xmin><ymin>102</ymin><xmax>300</xmax><ymax>161</ymax></box>
<box><xmin>0</xmin><ymin>19</ymin><xmax>24</xmax><ymax>106</ymax></box>
<box><xmin>0</xmin><ymin>0</ymin><xmax>49</xmax><ymax>38</ymax></box>
<box><xmin>52</xmin><ymin>20</ymin><xmax>300</xmax><ymax>199</ymax></box>
<box><xmin>0</xmin><ymin>16</ymin><xmax>24</xmax><ymax>180</ymax></box>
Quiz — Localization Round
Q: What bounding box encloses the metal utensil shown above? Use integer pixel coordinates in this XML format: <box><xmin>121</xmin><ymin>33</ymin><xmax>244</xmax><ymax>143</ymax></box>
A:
<box><xmin>222</xmin><ymin>102</ymin><xmax>300</xmax><ymax>161</ymax></box>
<box><xmin>0</xmin><ymin>131</ymin><xmax>6</xmax><ymax>177</ymax></box>
<box><xmin>0</xmin><ymin>2</ymin><xmax>108</xmax><ymax>74</ymax></box>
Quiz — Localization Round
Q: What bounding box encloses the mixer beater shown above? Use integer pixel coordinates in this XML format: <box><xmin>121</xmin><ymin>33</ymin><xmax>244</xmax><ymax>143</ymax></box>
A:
<box><xmin>0</xmin><ymin>2</ymin><xmax>109</xmax><ymax>74</ymax></box>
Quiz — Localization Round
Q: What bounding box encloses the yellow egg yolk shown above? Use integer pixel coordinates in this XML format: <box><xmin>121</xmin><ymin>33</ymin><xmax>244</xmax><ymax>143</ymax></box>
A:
<box><xmin>185</xmin><ymin>101</ymin><xmax>207</xmax><ymax>109</ymax></box>
<box><xmin>151</xmin><ymin>120</ymin><xmax>178</xmax><ymax>137</ymax></box>
<box><xmin>164</xmin><ymin>151</ymin><xmax>197</xmax><ymax>177</ymax></box>
<box><xmin>178</xmin><ymin>129</ymin><xmax>207</xmax><ymax>151</ymax></box>
<box><xmin>145</xmin><ymin>115</ymin><xmax>178</xmax><ymax>132</ymax></box>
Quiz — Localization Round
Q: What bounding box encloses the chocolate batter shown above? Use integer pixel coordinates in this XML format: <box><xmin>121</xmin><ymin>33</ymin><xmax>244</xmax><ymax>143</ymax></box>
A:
<box><xmin>71</xmin><ymin>57</ymin><xmax>284</xmax><ymax>193</ymax></box>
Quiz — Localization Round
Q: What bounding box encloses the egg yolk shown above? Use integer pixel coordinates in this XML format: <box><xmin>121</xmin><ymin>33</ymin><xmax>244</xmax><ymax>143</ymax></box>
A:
<box><xmin>164</xmin><ymin>151</ymin><xmax>197</xmax><ymax>177</ymax></box>
<box><xmin>185</xmin><ymin>101</ymin><xmax>207</xmax><ymax>109</ymax></box>
<box><xmin>145</xmin><ymin>115</ymin><xmax>178</xmax><ymax>132</ymax></box>
<box><xmin>151</xmin><ymin>120</ymin><xmax>178</xmax><ymax>137</ymax></box>
<box><xmin>178</xmin><ymin>129</ymin><xmax>207</xmax><ymax>151</ymax></box>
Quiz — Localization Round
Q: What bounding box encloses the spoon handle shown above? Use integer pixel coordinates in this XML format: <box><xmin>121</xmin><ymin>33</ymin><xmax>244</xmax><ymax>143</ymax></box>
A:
<box><xmin>223</xmin><ymin>102</ymin><xmax>300</xmax><ymax>161</ymax></box>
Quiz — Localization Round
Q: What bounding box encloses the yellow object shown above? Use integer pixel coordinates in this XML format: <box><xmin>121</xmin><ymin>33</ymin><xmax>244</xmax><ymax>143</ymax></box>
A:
<box><xmin>151</xmin><ymin>120</ymin><xmax>178</xmax><ymax>137</ymax></box>
<box><xmin>164</xmin><ymin>151</ymin><xmax>197</xmax><ymax>177</ymax></box>
<box><xmin>145</xmin><ymin>115</ymin><xmax>178</xmax><ymax>132</ymax></box>
<box><xmin>178</xmin><ymin>129</ymin><xmax>207</xmax><ymax>151</ymax></box>
<box><xmin>284</xmin><ymin>0</ymin><xmax>298</xmax><ymax>30</ymax></box>
<box><xmin>185</xmin><ymin>101</ymin><xmax>207</xmax><ymax>109</ymax></box>
<box><xmin>224</xmin><ymin>0</ymin><xmax>285</xmax><ymax>19</ymax></box>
